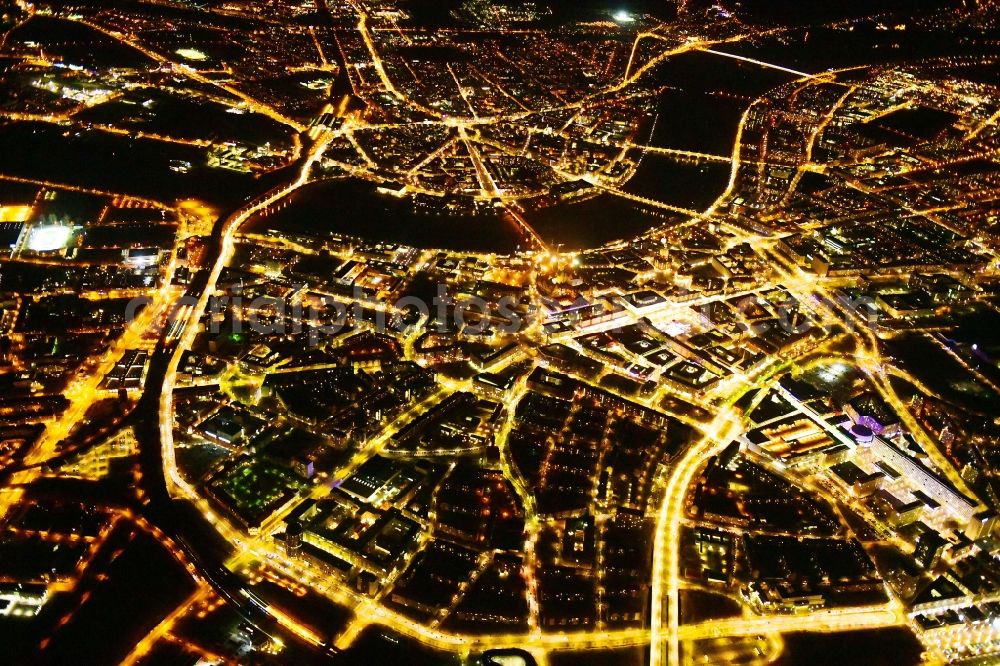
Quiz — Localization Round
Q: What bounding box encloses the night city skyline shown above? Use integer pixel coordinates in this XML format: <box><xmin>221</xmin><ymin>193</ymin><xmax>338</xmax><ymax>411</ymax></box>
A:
<box><xmin>0</xmin><ymin>1</ymin><xmax>999</xmax><ymax>665</ymax></box>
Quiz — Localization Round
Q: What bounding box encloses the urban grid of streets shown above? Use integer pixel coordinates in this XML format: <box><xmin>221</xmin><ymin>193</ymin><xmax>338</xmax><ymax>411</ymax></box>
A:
<box><xmin>1</xmin><ymin>0</ymin><xmax>1000</xmax><ymax>664</ymax></box>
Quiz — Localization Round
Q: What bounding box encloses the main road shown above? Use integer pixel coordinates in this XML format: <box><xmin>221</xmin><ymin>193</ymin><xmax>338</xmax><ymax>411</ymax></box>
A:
<box><xmin>127</xmin><ymin>131</ymin><xmax>340</xmax><ymax>661</ymax></box>
<box><xmin>648</xmin><ymin>406</ymin><xmax>744</xmax><ymax>666</ymax></box>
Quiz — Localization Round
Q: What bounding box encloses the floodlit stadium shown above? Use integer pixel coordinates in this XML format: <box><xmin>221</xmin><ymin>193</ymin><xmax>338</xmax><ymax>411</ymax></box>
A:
<box><xmin>26</xmin><ymin>224</ymin><xmax>73</xmax><ymax>253</ymax></box>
